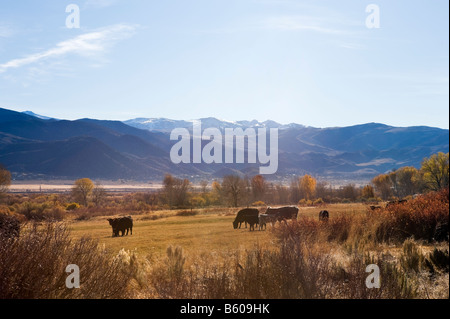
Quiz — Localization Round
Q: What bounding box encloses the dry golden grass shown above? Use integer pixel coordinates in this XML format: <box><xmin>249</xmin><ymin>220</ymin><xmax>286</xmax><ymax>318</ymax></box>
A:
<box><xmin>64</xmin><ymin>200</ymin><xmax>448</xmax><ymax>299</ymax></box>
<box><xmin>69</xmin><ymin>207</ymin><xmax>275</xmax><ymax>258</ymax></box>
<box><xmin>68</xmin><ymin>203</ymin><xmax>368</xmax><ymax>257</ymax></box>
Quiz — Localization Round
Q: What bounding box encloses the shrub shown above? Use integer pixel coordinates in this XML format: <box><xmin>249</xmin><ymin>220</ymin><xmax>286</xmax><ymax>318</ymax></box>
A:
<box><xmin>400</xmin><ymin>239</ymin><xmax>424</xmax><ymax>273</ymax></box>
<box><xmin>16</xmin><ymin>201</ymin><xmax>64</xmax><ymax>221</ymax></box>
<box><xmin>374</xmin><ymin>188</ymin><xmax>449</xmax><ymax>242</ymax></box>
<box><xmin>252</xmin><ymin>201</ymin><xmax>266</xmax><ymax>207</ymax></box>
<box><xmin>0</xmin><ymin>222</ymin><xmax>133</xmax><ymax>298</ymax></box>
<box><xmin>313</xmin><ymin>198</ymin><xmax>324</xmax><ymax>206</ymax></box>
<box><xmin>66</xmin><ymin>203</ymin><xmax>80</xmax><ymax>211</ymax></box>
<box><xmin>176</xmin><ymin>210</ymin><xmax>198</xmax><ymax>217</ymax></box>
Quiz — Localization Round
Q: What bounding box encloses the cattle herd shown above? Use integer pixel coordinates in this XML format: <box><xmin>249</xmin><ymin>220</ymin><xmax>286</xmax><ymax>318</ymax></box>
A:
<box><xmin>233</xmin><ymin>206</ymin><xmax>314</xmax><ymax>231</ymax></box>
<box><xmin>105</xmin><ymin>207</ymin><xmax>331</xmax><ymax>237</ymax></box>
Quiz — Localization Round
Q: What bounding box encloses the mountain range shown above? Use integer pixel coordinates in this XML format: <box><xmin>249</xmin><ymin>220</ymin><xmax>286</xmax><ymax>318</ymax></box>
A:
<box><xmin>0</xmin><ymin>107</ymin><xmax>448</xmax><ymax>182</ymax></box>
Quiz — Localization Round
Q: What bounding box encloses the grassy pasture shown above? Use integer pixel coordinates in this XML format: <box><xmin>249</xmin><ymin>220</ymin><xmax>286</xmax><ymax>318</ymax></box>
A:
<box><xmin>68</xmin><ymin>203</ymin><xmax>368</xmax><ymax>258</ymax></box>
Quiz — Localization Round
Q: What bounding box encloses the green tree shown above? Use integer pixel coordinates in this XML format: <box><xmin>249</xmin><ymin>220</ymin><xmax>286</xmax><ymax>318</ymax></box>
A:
<box><xmin>72</xmin><ymin>178</ymin><xmax>95</xmax><ymax>206</ymax></box>
<box><xmin>421</xmin><ymin>152</ymin><xmax>449</xmax><ymax>191</ymax></box>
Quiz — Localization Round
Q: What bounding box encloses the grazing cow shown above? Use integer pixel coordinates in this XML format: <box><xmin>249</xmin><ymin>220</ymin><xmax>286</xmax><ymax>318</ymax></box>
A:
<box><xmin>246</xmin><ymin>214</ymin><xmax>260</xmax><ymax>231</ymax></box>
<box><xmin>233</xmin><ymin>208</ymin><xmax>259</xmax><ymax>230</ymax></box>
<box><xmin>319</xmin><ymin>210</ymin><xmax>329</xmax><ymax>222</ymax></box>
<box><xmin>0</xmin><ymin>215</ymin><xmax>20</xmax><ymax>239</ymax></box>
<box><xmin>108</xmin><ymin>216</ymin><xmax>133</xmax><ymax>237</ymax></box>
<box><xmin>265</xmin><ymin>206</ymin><xmax>299</xmax><ymax>223</ymax></box>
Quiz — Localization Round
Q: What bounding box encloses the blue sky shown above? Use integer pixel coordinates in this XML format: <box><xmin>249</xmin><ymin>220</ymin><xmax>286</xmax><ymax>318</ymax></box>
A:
<box><xmin>0</xmin><ymin>0</ymin><xmax>448</xmax><ymax>129</ymax></box>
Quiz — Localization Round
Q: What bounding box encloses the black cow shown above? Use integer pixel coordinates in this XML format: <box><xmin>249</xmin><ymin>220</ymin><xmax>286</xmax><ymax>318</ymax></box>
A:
<box><xmin>233</xmin><ymin>208</ymin><xmax>259</xmax><ymax>230</ymax></box>
<box><xmin>265</xmin><ymin>206</ymin><xmax>298</xmax><ymax>222</ymax></box>
<box><xmin>108</xmin><ymin>216</ymin><xmax>133</xmax><ymax>237</ymax></box>
<box><xmin>319</xmin><ymin>210</ymin><xmax>329</xmax><ymax>222</ymax></box>
<box><xmin>245</xmin><ymin>214</ymin><xmax>260</xmax><ymax>231</ymax></box>
<box><xmin>0</xmin><ymin>215</ymin><xmax>20</xmax><ymax>239</ymax></box>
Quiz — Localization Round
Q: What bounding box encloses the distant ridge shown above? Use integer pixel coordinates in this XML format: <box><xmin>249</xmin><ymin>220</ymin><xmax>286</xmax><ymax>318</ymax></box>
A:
<box><xmin>22</xmin><ymin>111</ymin><xmax>55</xmax><ymax>121</ymax></box>
<box><xmin>124</xmin><ymin>117</ymin><xmax>305</xmax><ymax>132</ymax></box>
<box><xmin>0</xmin><ymin>107</ymin><xmax>448</xmax><ymax>181</ymax></box>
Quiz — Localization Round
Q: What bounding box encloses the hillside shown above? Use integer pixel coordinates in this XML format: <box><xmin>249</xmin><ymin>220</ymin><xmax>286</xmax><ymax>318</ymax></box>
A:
<box><xmin>0</xmin><ymin>107</ymin><xmax>448</xmax><ymax>181</ymax></box>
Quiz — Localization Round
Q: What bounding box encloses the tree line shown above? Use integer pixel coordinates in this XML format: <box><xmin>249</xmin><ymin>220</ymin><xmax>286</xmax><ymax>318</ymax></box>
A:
<box><xmin>0</xmin><ymin>152</ymin><xmax>448</xmax><ymax>209</ymax></box>
<box><xmin>156</xmin><ymin>152</ymin><xmax>449</xmax><ymax>208</ymax></box>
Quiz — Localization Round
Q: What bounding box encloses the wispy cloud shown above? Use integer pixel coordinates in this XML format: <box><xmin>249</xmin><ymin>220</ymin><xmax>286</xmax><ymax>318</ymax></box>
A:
<box><xmin>0</xmin><ymin>24</ymin><xmax>137</xmax><ymax>74</ymax></box>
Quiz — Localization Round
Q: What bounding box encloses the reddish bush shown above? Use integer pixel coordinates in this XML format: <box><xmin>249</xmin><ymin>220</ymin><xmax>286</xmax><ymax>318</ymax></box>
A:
<box><xmin>374</xmin><ymin>188</ymin><xmax>449</xmax><ymax>242</ymax></box>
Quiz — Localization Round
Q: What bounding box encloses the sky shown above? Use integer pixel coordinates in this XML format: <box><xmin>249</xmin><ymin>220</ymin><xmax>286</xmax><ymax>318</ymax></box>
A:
<box><xmin>0</xmin><ymin>0</ymin><xmax>448</xmax><ymax>129</ymax></box>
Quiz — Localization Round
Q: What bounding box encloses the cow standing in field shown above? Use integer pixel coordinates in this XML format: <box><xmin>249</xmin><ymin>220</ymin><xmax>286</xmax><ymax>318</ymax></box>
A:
<box><xmin>265</xmin><ymin>206</ymin><xmax>299</xmax><ymax>223</ymax></box>
<box><xmin>233</xmin><ymin>208</ymin><xmax>259</xmax><ymax>230</ymax></box>
<box><xmin>245</xmin><ymin>214</ymin><xmax>260</xmax><ymax>231</ymax></box>
<box><xmin>107</xmin><ymin>216</ymin><xmax>133</xmax><ymax>237</ymax></box>
<box><xmin>319</xmin><ymin>210</ymin><xmax>329</xmax><ymax>222</ymax></box>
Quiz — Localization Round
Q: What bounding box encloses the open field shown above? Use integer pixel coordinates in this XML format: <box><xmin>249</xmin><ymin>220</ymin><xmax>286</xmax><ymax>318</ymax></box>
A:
<box><xmin>1</xmin><ymin>191</ymin><xmax>448</xmax><ymax>299</ymax></box>
<box><xmin>68</xmin><ymin>204</ymin><xmax>367</xmax><ymax>258</ymax></box>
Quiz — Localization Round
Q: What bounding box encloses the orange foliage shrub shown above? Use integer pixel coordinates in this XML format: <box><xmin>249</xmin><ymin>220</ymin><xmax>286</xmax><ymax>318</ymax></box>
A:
<box><xmin>374</xmin><ymin>188</ymin><xmax>449</xmax><ymax>242</ymax></box>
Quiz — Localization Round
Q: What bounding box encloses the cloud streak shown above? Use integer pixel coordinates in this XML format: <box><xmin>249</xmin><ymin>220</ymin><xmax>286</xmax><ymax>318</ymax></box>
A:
<box><xmin>0</xmin><ymin>24</ymin><xmax>137</xmax><ymax>74</ymax></box>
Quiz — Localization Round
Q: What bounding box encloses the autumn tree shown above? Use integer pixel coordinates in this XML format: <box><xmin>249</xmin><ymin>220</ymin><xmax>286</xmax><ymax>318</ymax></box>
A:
<box><xmin>163</xmin><ymin>174</ymin><xmax>191</xmax><ymax>208</ymax></box>
<box><xmin>92</xmin><ymin>182</ymin><xmax>107</xmax><ymax>207</ymax></box>
<box><xmin>299</xmin><ymin>174</ymin><xmax>317</xmax><ymax>200</ymax></box>
<box><xmin>274</xmin><ymin>183</ymin><xmax>289</xmax><ymax>205</ymax></box>
<box><xmin>339</xmin><ymin>184</ymin><xmax>359</xmax><ymax>201</ymax></box>
<box><xmin>199</xmin><ymin>180</ymin><xmax>209</xmax><ymax>195</ymax></box>
<box><xmin>315</xmin><ymin>181</ymin><xmax>331</xmax><ymax>201</ymax></box>
<box><xmin>396</xmin><ymin>166</ymin><xmax>420</xmax><ymax>197</ymax></box>
<box><xmin>421</xmin><ymin>152</ymin><xmax>449</xmax><ymax>191</ymax></box>
<box><xmin>251</xmin><ymin>175</ymin><xmax>267</xmax><ymax>202</ymax></box>
<box><xmin>289</xmin><ymin>178</ymin><xmax>301</xmax><ymax>203</ymax></box>
<box><xmin>222</xmin><ymin>175</ymin><xmax>246</xmax><ymax>207</ymax></box>
<box><xmin>389</xmin><ymin>170</ymin><xmax>399</xmax><ymax>197</ymax></box>
<box><xmin>0</xmin><ymin>165</ymin><xmax>11</xmax><ymax>197</ymax></box>
<box><xmin>210</xmin><ymin>180</ymin><xmax>222</xmax><ymax>205</ymax></box>
<box><xmin>361</xmin><ymin>185</ymin><xmax>375</xmax><ymax>199</ymax></box>
<box><xmin>72</xmin><ymin>178</ymin><xmax>95</xmax><ymax>206</ymax></box>
<box><xmin>372</xmin><ymin>174</ymin><xmax>392</xmax><ymax>200</ymax></box>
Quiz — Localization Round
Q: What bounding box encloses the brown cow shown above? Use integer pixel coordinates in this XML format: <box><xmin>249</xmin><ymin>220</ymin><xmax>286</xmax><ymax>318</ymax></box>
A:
<box><xmin>233</xmin><ymin>208</ymin><xmax>259</xmax><ymax>230</ymax></box>
<box><xmin>107</xmin><ymin>216</ymin><xmax>133</xmax><ymax>237</ymax></box>
<box><xmin>265</xmin><ymin>206</ymin><xmax>298</xmax><ymax>223</ymax></box>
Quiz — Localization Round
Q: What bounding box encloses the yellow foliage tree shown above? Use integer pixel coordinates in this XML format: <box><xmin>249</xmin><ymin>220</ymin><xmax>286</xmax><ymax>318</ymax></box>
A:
<box><xmin>421</xmin><ymin>152</ymin><xmax>449</xmax><ymax>191</ymax></box>
<box><xmin>299</xmin><ymin>174</ymin><xmax>317</xmax><ymax>200</ymax></box>
<box><xmin>72</xmin><ymin>178</ymin><xmax>94</xmax><ymax>206</ymax></box>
